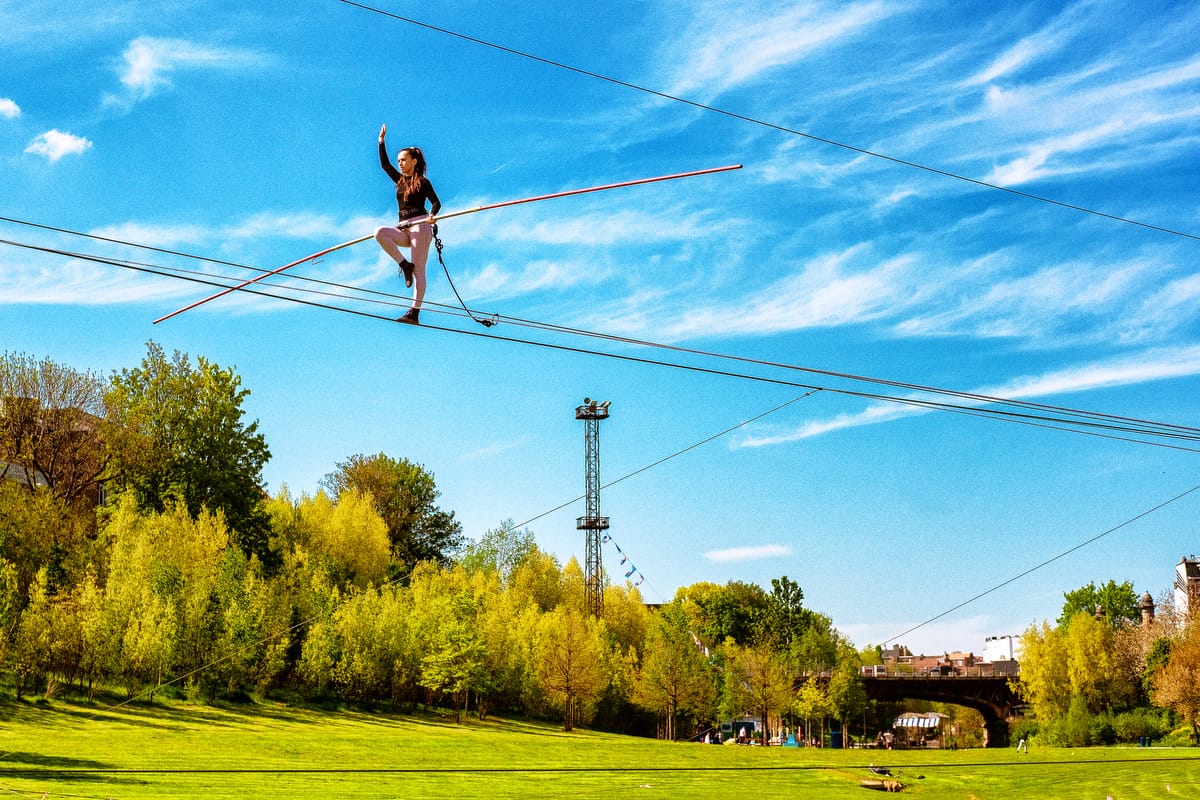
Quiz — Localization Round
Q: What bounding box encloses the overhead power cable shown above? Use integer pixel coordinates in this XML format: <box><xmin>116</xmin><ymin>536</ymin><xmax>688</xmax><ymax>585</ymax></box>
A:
<box><xmin>3</xmin><ymin>215</ymin><xmax>1197</xmax><ymax>448</ymax></box>
<box><xmin>333</xmin><ymin>0</ymin><xmax>1198</xmax><ymax>242</ymax></box>
<box><xmin>3</xmin><ymin>233</ymin><xmax>1199</xmax><ymax>455</ymax></box>
<box><xmin>884</xmin><ymin>481</ymin><xmax>1200</xmax><ymax>645</ymax></box>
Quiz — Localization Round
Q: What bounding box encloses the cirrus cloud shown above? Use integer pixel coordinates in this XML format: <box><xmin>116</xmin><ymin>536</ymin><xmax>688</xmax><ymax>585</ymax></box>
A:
<box><xmin>103</xmin><ymin>36</ymin><xmax>271</xmax><ymax>110</ymax></box>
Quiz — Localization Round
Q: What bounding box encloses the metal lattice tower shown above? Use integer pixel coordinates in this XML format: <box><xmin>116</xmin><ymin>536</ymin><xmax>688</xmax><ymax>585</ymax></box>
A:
<box><xmin>575</xmin><ymin>397</ymin><xmax>610</xmax><ymax>618</ymax></box>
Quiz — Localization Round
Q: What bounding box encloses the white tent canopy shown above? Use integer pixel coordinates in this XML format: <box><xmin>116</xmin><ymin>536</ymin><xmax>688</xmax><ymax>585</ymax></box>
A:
<box><xmin>893</xmin><ymin>712</ymin><xmax>949</xmax><ymax>729</ymax></box>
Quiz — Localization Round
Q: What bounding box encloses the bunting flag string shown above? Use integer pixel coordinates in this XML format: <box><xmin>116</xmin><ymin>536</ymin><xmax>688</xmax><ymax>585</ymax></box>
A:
<box><xmin>599</xmin><ymin>531</ymin><xmax>647</xmax><ymax>588</ymax></box>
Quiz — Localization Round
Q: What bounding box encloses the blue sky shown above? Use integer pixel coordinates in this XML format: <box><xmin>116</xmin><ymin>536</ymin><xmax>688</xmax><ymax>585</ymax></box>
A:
<box><xmin>3</xmin><ymin>0</ymin><xmax>1198</xmax><ymax>656</ymax></box>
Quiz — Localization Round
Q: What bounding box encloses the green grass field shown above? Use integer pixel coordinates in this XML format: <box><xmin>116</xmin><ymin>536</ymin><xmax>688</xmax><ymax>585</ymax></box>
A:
<box><xmin>1</xmin><ymin>699</ymin><xmax>1197</xmax><ymax>799</ymax></box>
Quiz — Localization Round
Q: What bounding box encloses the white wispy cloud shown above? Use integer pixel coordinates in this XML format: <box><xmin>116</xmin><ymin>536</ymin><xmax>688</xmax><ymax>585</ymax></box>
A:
<box><xmin>894</xmin><ymin>255</ymin><xmax>1162</xmax><ymax>343</ymax></box>
<box><xmin>24</xmin><ymin>129</ymin><xmax>92</xmax><ymax>161</ymax></box>
<box><xmin>463</xmin><ymin>257</ymin><xmax>607</xmax><ymax>300</ymax></box>
<box><xmin>2</xmin><ymin>211</ymin><xmax>377</xmax><ymax>307</ymax></box>
<box><xmin>460</xmin><ymin>437</ymin><xmax>532</xmax><ymax>462</ymax></box>
<box><xmin>89</xmin><ymin>221</ymin><xmax>210</xmax><ymax>248</ymax></box>
<box><xmin>0</xmin><ymin>251</ymin><xmax>187</xmax><ymax>305</ymax></box>
<box><xmin>959</xmin><ymin>0</ymin><xmax>1099</xmax><ymax>87</ymax></box>
<box><xmin>1122</xmin><ymin>272</ymin><xmax>1200</xmax><ymax>343</ymax></box>
<box><xmin>222</xmin><ymin>212</ymin><xmax>350</xmax><ymax>243</ymax></box>
<box><xmin>984</xmin><ymin>345</ymin><xmax>1200</xmax><ymax>400</ymax></box>
<box><xmin>0</xmin><ymin>97</ymin><xmax>20</xmax><ymax>119</ymax></box>
<box><xmin>660</xmin><ymin>0</ymin><xmax>895</xmax><ymax>98</ymax></box>
<box><xmin>642</xmin><ymin>245</ymin><xmax>927</xmax><ymax>340</ymax></box>
<box><xmin>103</xmin><ymin>36</ymin><xmax>270</xmax><ymax>110</ymax></box>
<box><xmin>984</xmin><ymin>116</ymin><xmax>1131</xmax><ymax>185</ymax></box>
<box><xmin>704</xmin><ymin>543</ymin><xmax>793</xmax><ymax>563</ymax></box>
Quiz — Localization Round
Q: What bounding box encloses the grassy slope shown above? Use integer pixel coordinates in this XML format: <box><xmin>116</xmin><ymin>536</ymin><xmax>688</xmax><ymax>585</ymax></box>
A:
<box><xmin>1</xmin><ymin>699</ymin><xmax>1197</xmax><ymax>799</ymax></box>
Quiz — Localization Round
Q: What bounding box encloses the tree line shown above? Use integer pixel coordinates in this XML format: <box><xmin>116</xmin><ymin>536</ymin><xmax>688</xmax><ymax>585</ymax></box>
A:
<box><xmin>1012</xmin><ymin>580</ymin><xmax>1200</xmax><ymax>746</ymax></box>
<box><xmin>1</xmin><ymin>345</ymin><xmax>1197</xmax><ymax>744</ymax></box>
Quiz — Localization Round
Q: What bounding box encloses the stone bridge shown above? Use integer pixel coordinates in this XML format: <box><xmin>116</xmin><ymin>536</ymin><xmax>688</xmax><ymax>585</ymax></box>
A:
<box><xmin>862</xmin><ymin>675</ymin><xmax>1022</xmax><ymax>747</ymax></box>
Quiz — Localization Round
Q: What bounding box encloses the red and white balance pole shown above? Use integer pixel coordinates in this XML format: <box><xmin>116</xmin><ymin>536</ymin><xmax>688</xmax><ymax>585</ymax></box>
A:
<box><xmin>153</xmin><ymin>163</ymin><xmax>742</xmax><ymax>324</ymax></box>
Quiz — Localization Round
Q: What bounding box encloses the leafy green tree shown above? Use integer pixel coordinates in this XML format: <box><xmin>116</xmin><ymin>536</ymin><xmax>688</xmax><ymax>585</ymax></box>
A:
<box><xmin>120</xmin><ymin>590</ymin><xmax>177</xmax><ymax>700</ymax></box>
<box><xmin>10</xmin><ymin>569</ymin><xmax>56</xmax><ymax>697</ymax></box>
<box><xmin>105</xmin><ymin>342</ymin><xmax>271</xmax><ymax>563</ymax></box>
<box><xmin>675</xmin><ymin>580</ymin><xmax>769</xmax><ymax>646</ymax></box>
<box><xmin>790</xmin><ymin>613</ymin><xmax>840</xmax><ymax>673</ymax></box>
<box><xmin>199</xmin><ymin>550</ymin><xmax>291</xmax><ymax>700</ymax></box>
<box><xmin>632</xmin><ymin>604</ymin><xmax>716</xmax><ymax>740</ymax></box>
<box><xmin>75</xmin><ymin>570</ymin><xmax>119</xmax><ymax>699</ymax></box>
<box><xmin>0</xmin><ymin>481</ymin><xmax>92</xmax><ymax>598</ymax></box>
<box><xmin>419</xmin><ymin>590</ymin><xmax>487</xmax><ymax>721</ymax></box>
<box><xmin>1063</xmin><ymin>612</ymin><xmax>1135</xmax><ymax>712</ymax></box>
<box><xmin>294</xmin><ymin>576</ymin><xmax>342</xmax><ymax>701</ymax></box>
<box><xmin>760</xmin><ymin>576</ymin><xmax>814</xmax><ymax>650</ymax></box>
<box><xmin>721</xmin><ymin>641</ymin><xmax>793</xmax><ymax>741</ymax></box>
<box><xmin>1142</xmin><ymin>637</ymin><xmax>1171</xmax><ymax>696</ymax></box>
<box><xmin>458</xmin><ymin>518</ymin><xmax>537</xmax><ymax>581</ymax></box>
<box><xmin>827</xmin><ymin>651</ymin><xmax>868</xmax><ymax>746</ymax></box>
<box><xmin>1059</xmin><ymin>580</ymin><xmax>1140</xmax><ymax>628</ymax></box>
<box><xmin>322</xmin><ymin>453</ymin><xmax>463</xmax><ymax>576</ymax></box>
<box><xmin>558</xmin><ymin>557</ymin><xmax>587</xmax><ymax>615</ymax></box>
<box><xmin>328</xmin><ymin>587</ymin><xmax>393</xmax><ymax>703</ymax></box>
<box><xmin>602</xmin><ymin>581</ymin><xmax>651</xmax><ymax>656</ymax></box>
<box><xmin>100</xmin><ymin>496</ymin><xmax>239</xmax><ymax>700</ymax></box>
<box><xmin>473</xmin><ymin>574</ymin><xmax>535</xmax><ymax>718</ymax></box>
<box><xmin>0</xmin><ymin>557</ymin><xmax>21</xmax><ymax>674</ymax></box>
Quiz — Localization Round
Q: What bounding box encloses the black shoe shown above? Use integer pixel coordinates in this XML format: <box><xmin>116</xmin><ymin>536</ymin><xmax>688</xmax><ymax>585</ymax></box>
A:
<box><xmin>398</xmin><ymin>259</ymin><xmax>414</xmax><ymax>288</ymax></box>
<box><xmin>397</xmin><ymin>308</ymin><xmax>420</xmax><ymax>325</ymax></box>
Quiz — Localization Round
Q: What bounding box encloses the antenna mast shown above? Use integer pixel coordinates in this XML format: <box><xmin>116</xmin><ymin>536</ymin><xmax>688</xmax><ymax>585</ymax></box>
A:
<box><xmin>575</xmin><ymin>397</ymin><xmax>610</xmax><ymax>618</ymax></box>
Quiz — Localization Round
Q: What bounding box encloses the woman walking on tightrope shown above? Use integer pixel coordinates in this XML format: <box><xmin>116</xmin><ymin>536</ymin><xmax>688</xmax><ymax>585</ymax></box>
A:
<box><xmin>374</xmin><ymin>124</ymin><xmax>441</xmax><ymax>325</ymax></box>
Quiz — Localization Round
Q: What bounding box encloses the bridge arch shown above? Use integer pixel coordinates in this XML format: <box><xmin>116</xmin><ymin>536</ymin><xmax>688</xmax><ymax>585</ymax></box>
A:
<box><xmin>863</xmin><ymin>675</ymin><xmax>1021</xmax><ymax>748</ymax></box>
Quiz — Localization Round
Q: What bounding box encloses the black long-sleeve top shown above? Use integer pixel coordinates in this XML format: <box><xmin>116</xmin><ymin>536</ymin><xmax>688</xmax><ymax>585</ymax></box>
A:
<box><xmin>379</xmin><ymin>141</ymin><xmax>441</xmax><ymax>221</ymax></box>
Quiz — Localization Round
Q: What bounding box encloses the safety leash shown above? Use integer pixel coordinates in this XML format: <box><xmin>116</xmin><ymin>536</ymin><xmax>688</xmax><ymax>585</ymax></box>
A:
<box><xmin>432</xmin><ymin>224</ymin><xmax>498</xmax><ymax>328</ymax></box>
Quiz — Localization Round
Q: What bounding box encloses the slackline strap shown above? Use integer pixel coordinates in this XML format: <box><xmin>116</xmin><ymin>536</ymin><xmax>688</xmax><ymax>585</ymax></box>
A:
<box><xmin>432</xmin><ymin>224</ymin><xmax>498</xmax><ymax>328</ymax></box>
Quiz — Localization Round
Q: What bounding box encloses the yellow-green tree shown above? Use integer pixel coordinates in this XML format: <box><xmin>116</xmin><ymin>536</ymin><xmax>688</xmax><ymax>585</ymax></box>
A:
<box><xmin>295</xmin><ymin>490</ymin><xmax>389</xmax><ymax>589</ymax></box>
<box><xmin>1063</xmin><ymin>612</ymin><xmax>1135</xmax><ymax>712</ymax></box>
<box><xmin>534</xmin><ymin>606</ymin><xmax>609</xmax><ymax>731</ymax></box>
<box><xmin>508</xmin><ymin>549</ymin><xmax>563</xmax><ymax>612</ymax></box>
<box><xmin>1015</xmin><ymin>621</ymin><xmax>1071</xmax><ymax>721</ymax></box>
<box><xmin>414</xmin><ymin>567</ymin><xmax>490</xmax><ymax>720</ymax></box>
<box><xmin>321</xmin><ymin>452</ymin><xmax>463</xmax><ymax>575</ymax></box>
<box><xmin>793</xmin><ymin>677</ymin><xmax>832</xmax><ymax>744</ymax></box>
<box><xmin>632</xmin><ymin>604</ymin><xmax>715</xmax><ymax>739</ymax></box>
<box><xmin>722</xmin><ymin>641</ymin><xmax>793</xmax><ymax>741</ymax></box>
<box><xmin>102</xmin><ymin>497</ymin><xmax>227</xmax><ymax>699</ymax></box>
<box><xmin>603</xmin><ymin>581</ymin><xmax>651</xmax><ymax>656</ymax></box>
